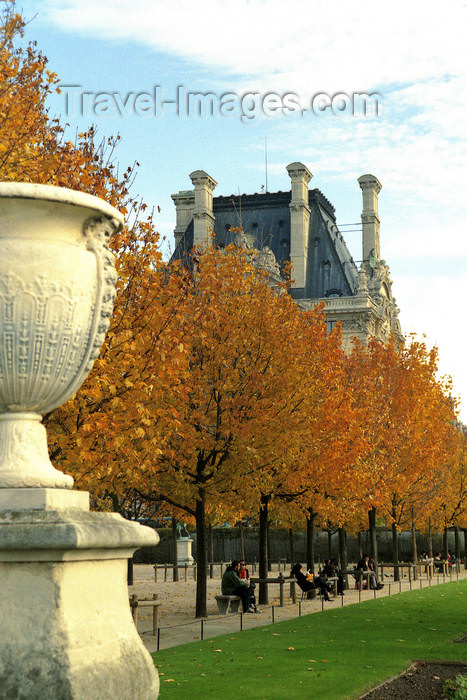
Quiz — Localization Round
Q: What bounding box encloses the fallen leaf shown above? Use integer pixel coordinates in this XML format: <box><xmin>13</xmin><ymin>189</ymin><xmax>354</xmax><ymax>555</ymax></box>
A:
<box><xmin>287</xmin><ymin>647</ymin><xmax>295</xmax><ymax>651</ymax></box>
<box><xmin>213</xmin><ymin>649</ymin><xmax>222</xmax><ymax>652</ymax></box>
<box><xmin>164</xmin><ymin>679</ymin><xmax>175</xmax><ymax>683</ymax></box>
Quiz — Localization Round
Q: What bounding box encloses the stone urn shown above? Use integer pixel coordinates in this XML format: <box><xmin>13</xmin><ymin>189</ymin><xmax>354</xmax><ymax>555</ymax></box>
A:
<box><xmin>0</xmin><ymin>183</ymin><xmax>159</xmax><ymax>699</ymax></box>
<box><xmin>0</xmin><ymin>182</ymin><xmax>121</xmax><ymax>489</ymax></box>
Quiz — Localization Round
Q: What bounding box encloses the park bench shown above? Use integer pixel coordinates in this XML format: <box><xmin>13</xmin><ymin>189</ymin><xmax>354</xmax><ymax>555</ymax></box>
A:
<box><xmin>342</xmin><ymin>569</ymin><xmax>371</xmax><ymax>590</ymax></box>
<box><xmin>321</xmin><ymin>575</ymin><xmax>339</xmax><ymax>595</ymax></box>
<box><xmin>250</xmin><ymin>574</ymin><xmax>296</xmax><ymax>606</ymax></box>
<box><xmin>215</xmin><ymin>594</ymin><xmax>241</xmax><ymax>614</ymax></box>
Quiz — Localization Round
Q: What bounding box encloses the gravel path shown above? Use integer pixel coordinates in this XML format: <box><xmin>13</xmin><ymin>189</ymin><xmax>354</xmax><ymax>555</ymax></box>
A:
<box><xmin>128</xmin><ymin>563</ymin><xmax>467</xmax><ymax>652</ymax></box>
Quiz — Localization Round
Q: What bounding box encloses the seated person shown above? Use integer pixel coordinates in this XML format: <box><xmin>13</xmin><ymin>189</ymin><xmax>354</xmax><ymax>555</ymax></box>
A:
<box><xmin>221</xmin><ymin>560</ymin><xmax>257</xmax><ymax>613</ymax></box>
<box><xmin>418</xmin><ymin>551</ymin><xmax>433</xmax><ymax>565</ymax></box>
<box><xmin>290</xmin><ymin>563</ymin><xmax>334</xmax><ymax>602</ymax></box>
<box><xmin>238</xmin><ymin>560</ymin><xmax>259</xmax><ymax>611</ymax></box>
<box><xmin>356</xmin><ymin>554</ymin><xmax>383</xmax><ymax>590</ymax></box>
<box><xmin>322</xmin><ymin>557</ymin><xmax>345</xmax><ymax>595</ymax></box>
<box><xmin>434</xmin><ymin>552</ymin><xmax>444</xmax><ymax>573</ymax></box>
<box><xmin>238</xmin><ymin>560</ymin><xmax>249</xmax><ymax>580</ymax></box>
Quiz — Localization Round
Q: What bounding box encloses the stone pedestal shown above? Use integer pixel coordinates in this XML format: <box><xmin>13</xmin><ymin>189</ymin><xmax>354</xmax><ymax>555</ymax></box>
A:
<box><xmin>0</xmin><ymin>489</ymin><xmax>159</xmax><ymax>699</ymax></box>
<box><xmin>177</xmin><ymin>538</ymin><xmax>194</xmax><ymax>566</ymax></box>
<box><xmin>0</xmin><ymin>182</ymin><xmax>160</xmax><ymax>697</ymax></box>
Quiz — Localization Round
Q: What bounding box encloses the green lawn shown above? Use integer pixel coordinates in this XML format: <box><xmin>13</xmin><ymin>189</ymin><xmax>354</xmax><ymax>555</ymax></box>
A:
<box><xmin>154</xmin><ymin>580</ymin><xmax>467</xmax><ymax>699</ymax></box>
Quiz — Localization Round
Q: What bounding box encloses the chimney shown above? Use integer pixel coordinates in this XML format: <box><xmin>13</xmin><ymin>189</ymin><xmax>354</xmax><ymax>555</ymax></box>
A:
<box><xmin>286</xmin><ymin>162</ymin><xmax>312</xmax><ymax>290</ymax></box>
<box><xmin>358</xmin><ymin>174</ymin><xmax>382</xmax><ymax>263</ymax></box>
<box><xmin>171</xmin><ymin>190</ymin><xmax>195</xmax><ymax>248</ymax></box>
<box><xmin>189</xmin><ymin>170</ymin><xmax>217</xmax><ymax>249</ymax></box>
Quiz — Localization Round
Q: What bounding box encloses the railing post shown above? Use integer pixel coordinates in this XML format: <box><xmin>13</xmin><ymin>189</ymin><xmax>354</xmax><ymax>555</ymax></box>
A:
<box><xmin>152</xmin><ymin>593</ymin><xmax>158</xmax><ymax>635</ymax></box>
<box><xmin>278</xmin><ymin>573</ymin><xmax>284</xmax><ymax>607</ymax></box>
<box><xmin>130</xmin><ymin>593</ymin><xmax>138</xmax><ymax>626</ymax></box>
<box><xmin>154</xmin><ymin>564</ymin><xmax>157</xmax><ymax>582</ymax></box>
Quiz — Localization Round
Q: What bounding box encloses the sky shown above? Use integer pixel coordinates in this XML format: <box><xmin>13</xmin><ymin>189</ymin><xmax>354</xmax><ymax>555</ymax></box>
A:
<box><xmin>20</xmin><ymin>0</ymin><xmax>467</xmax><ymax>421</ymax></box>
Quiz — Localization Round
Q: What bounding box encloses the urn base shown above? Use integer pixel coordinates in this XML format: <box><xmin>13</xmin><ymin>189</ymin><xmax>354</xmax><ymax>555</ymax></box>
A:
<box><xmin>0</xmin><ymin>413</ymin><xmax>73</xmax><ymax>489</ymax></box>
<box><xmin>0</xmin><ymin>493</ymin><xmax>159</xmax><ymax>699</ymax></box>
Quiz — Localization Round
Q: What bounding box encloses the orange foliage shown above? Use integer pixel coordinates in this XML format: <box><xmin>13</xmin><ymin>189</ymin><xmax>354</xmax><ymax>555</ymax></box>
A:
<box><xmin>2</xmin><ymin>3</ymin><xmax>464</xmax><ymax>592</ymax></box>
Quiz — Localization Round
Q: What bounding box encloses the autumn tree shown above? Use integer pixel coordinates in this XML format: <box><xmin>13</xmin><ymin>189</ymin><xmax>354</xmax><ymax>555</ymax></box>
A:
<box><xmin>120</xmin><ymin>244</ymin><xmax>359</xmax><ymax>617</ymax></box>
<box><xmin>0</xmin><ymin>2</ymin><xmax>193</xmax><ymax>510</ymax></box>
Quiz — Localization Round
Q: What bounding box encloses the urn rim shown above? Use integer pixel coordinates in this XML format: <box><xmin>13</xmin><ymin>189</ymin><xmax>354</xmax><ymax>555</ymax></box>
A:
<box><xmin>0</xmin><ymin>181</ymin><xmax>124</xmax><ymax>228</ymax></box>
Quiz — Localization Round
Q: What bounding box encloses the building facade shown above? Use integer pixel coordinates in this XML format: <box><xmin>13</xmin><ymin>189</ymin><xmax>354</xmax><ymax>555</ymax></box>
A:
<box><xmin>171</xmin><ymin>163</ymin><xmax>403</xmax><ymax>349</ymax></box>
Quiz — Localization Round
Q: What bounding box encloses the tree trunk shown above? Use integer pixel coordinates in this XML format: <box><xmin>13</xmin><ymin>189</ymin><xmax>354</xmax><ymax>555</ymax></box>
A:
<box><xmin>172</xmin><ymin>517</ymin><xmax>179</xmax><ymax>582</ymax></box>
<box><xmin>454</xmin><ymin>526</ymin><xmax>460</xmax><ymax>562</ymax></box>
<box><xmin>392</xmin><ymin>502</ymin><xmax>400</xmax><ymax>582</ymax></box>
<box><xmin>195</xmin><ymin>489</ymin><xmax>208</xmax><ymax>618</ymax></box>
<box><xmin>428</xmin><ymin>519</ymin><xmax>433</xmax><ymax>558</ymax></box>
<box><xmin>289</xmin><ymin>528</ymin><xmax>295</xmax><ymax>564</ymax></box>
<box><xmin>327</xmin><ymin>529</ymin><xmax>332</xmax><ymax>559</ymax></box>
<box><xmin>411</xmin><ymin>522</ymin><xmax>418</xmax><ymax>564</ymax></box>
<box><xmin>239</xmin><ymin>520</ymin><xmax>245</xmax><ymax>562</ymax></box>
<box><xmin>463</xmin><ymin>529</ymin><xmax>467</xmax><ymax>569</ymax></box>
<box><xmin>368</xmin><ymin>507</ymin><xmax>378</xmax><ymax>565</ymax></box>
<box><xmin>209</xmin><ymin>524</ymin><xmax>214</xmax><ymax>577</ymax></box>
<box><xmin>357</xmin><ymin>531</ymin><xmax>363</xmax><ymax>561</ymax></box>
<box><xmin>110</xmin><ymin>493</ymin><xmax>120</xmax><ymax>514</ymax></box>
<box><xmin>443</xmin><ymin>526</ymin><xmax>448</xmax><ymax>559</ymax></box>
<box><xmin>306</xmin><ymin>510</ymin><xmax>316</xmax><ymax>574</ymax></box>
<box><xmin>338</xmin><ymin>527</ymin><xmax>347</xmax><ymax>574</ymax></box>
<box><xmin>127</xmin><ymin>558</ymin><xmax>134</xmax><ymax>586</ymax></box>
<box><xmin>306</xmin><ymin>510</ymin><xmax>316</xmax><ymax>599</ymax></box>
<box><xmin>267</xmin><ymin>519</ymin><xmax>272</xmax><ymax>572</ymax></box>
<box><xmin>259</xmin><ymin>495</ymin><xmax>269</xmax><ymax>605</ymax></box>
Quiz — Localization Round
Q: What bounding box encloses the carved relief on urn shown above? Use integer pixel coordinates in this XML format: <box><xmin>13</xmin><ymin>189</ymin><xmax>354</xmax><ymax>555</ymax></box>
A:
<box><xmin>0</xmin><ymin>183</ymin><xmax>123</xmax><ymax>489</ymax></box>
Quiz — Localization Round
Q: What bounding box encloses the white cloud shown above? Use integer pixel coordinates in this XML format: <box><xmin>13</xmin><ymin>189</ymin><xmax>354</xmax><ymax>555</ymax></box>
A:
<box><xmin>37</xmin><ymin>1</ymin><xmax>467</xmax><ymax>93</ymax></box>
<box><xmin>28</xmin><ymin>0</ymin><xmax>467</xmax><ymax>419</ymax></box>
<box><xmin>397</xmin><ymin>272</ymin><xmax>467</xmax><ymax>421</ymax></box>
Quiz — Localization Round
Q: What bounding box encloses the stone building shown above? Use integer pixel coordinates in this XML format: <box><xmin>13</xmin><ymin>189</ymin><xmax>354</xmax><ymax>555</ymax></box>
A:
<box><xmin>171</xmin><ymin>163</ymin><xmax>403</xmax><ymax>348</ymax></box>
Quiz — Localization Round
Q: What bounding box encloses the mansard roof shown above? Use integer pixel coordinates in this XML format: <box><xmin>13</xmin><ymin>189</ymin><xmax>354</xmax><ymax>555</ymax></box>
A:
<box><xmin>172</xmin><ymin>187</ymin><xmax>359</xmax><ymax>299</ymax></box>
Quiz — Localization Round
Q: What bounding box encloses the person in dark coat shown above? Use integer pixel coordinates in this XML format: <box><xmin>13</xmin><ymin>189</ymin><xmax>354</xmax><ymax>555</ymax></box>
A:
<box><xmin>290</xmin><ymin>563</ymin><xmax>334</xmax><ymax>601</ymax></box>
<box><xmin>322</xmin><ymin>558</ymin><xmax>345</xmax><ymax>595</ymax></box>
<box><xmin>221</xmin><ymin>560</ymin><xmax>256</xmax><ymax>613</ymax></box>
<box><xmin>356</xmin><ymin>554</ymin><xmax>383</xmax><ymax>589</ymax></box>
